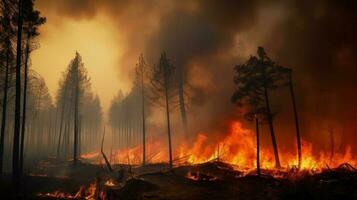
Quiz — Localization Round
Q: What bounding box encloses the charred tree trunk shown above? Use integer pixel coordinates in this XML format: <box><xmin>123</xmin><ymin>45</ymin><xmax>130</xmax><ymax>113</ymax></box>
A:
<box><xmin>20</xmin><ymin>33</ymin><xmax>31</xmax><ymax>174</ymax></box>
<box><xmin>0</xmin><ymin>34</ymin><xmax>11</xmax><ymax>176</ymax></box>
<box><xmin>289</xmin><ymin>73</ymin><xmax>302</xmax><ymax>169</ymax></box>
<box><xmin>255</xmin><ymin>117</ymin><xmax>260</xmax><ymax>176</ymax></box>
<box><xmin>12</xmin><ymin>0</ymin><xmax>24</xmax><ymax>184</ymax></box>
<box><xmin>164</xmin><ymin>74</ymin><xmax>173</xmax><ymax>169</ymax></box>
<box><xmin>264</xmin><ymin>87</ymin><xmax>280</xmax><ymax>168</ymax></box>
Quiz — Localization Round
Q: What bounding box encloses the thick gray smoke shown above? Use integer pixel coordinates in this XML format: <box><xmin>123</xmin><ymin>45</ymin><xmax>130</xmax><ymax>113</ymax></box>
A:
<box><xmin>37</xmin><ymin>0</ymin><xmax>357</xmax><ymax>154</ymax></box>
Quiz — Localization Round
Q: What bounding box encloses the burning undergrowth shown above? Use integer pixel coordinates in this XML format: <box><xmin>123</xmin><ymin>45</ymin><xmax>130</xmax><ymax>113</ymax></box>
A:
<box><xmin>37</xmin><ymin>119</ymin><xmax>355</xmax><ymax>199</ymax></box>
<box><xmin>80</xmin><ymin>120</ymin><xmax>356</xmax><ymax>174</ymax></box>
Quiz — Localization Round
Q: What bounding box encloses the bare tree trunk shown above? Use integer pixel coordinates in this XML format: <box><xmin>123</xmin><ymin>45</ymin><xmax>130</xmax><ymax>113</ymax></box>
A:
<box><xmin>164</xmin><ymin>82</ymin><xmax>173</xmax><ymax>169</ymax></box>
<box><xmin>20</xmin><ymin>33</ymin><xmax>31</xmax><ymax>174</ymax></box>
<box><xmin>289</xmin><ymin>73</ymin><xmax>302</xmax><ymax>169</ymax></box>
<box><xmin>0</xmin><ymin>35</ymin><xmax>11</xmax><ymax>176</ymax></box>
<box><xmin>264</xmin><ymin>87</ymin><xmax>280</xmax><ymax>168</ymax></box>
<box><xmin>255</xmin><ymin>117</ymin><xmax>260</xmax><ymax>176</ymax></box>
<box><xmin>12</xmin><ymin>0</ymin><xmax>24</xmax><ymax>184</ymax></box>
<box><xmin>73</xmin><ymin>65</ymin><xmax>79</xmax><ymax>165</ymax></box>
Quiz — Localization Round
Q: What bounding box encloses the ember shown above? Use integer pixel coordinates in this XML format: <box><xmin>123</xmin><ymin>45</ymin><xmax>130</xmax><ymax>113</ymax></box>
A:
<box><xmin>37</xmin><ymin>181</ymin><xmax>104</xmax><ymax>200</ymax></box>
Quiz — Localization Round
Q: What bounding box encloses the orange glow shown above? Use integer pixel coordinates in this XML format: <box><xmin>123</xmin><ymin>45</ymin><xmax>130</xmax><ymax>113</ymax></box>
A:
<box><xmin>112</xmin><ymin>139</ymin><xmax>168</xmax><ymax>165</ymax></box>
<box><xmin>31</xmin><ymin>13</ymin><xmax>124</xmax><ymax>112</ymax></box>
<box><xmin>80</xmin><ymin>121</ymin><xmax>356</xmax><ymax>172</ymax></box>
<box><xmin>104</xmin><ymin>179</ymin><xmax>116</xmax><ymax>187</ymax></box>
<box><xmin>38</xmin><ymin>181</ymin><xmax>102</xmax><ymax>199</ymax></box>
<box><xmin>178</xmin><ymin>121</ymin><xmax>356</xmax><ymax>171</ymax></box>
<box><xmin>80</xmin><ymin>152</ymin><xmax>99</xmax><ymax>160</ymax></box>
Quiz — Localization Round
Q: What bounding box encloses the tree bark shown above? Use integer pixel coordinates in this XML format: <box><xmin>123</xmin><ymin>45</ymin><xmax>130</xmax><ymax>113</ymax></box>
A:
<box><xmin>264</xmin><ymin>87</ymin><xmax>281</xmax><ymax>168</ymax></box>
<box><xmin>12</xmin><ymin>0</ymin><xmax>24</xmax><ymax>184</ymax></box>
<box><xmin>289</xmin><ymin>73</ymin><xmax>302</xmax><ymax>169</ymax></box>
<box><xmin>164</xmin><ymin>75</ymin><xmax>173</xmax><ymax>169</ymax></box>
<box><xmin>20</xmin><ymin>33</ymin><xmax>31</xmax><ymax>174</ymax></box>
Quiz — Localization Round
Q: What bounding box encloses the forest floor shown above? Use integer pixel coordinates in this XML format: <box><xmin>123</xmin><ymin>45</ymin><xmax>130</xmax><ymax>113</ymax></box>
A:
<box><xmin>0</xmin><ymin>157</ymin><xmax>356</xmax><ymax>200</ymax></box>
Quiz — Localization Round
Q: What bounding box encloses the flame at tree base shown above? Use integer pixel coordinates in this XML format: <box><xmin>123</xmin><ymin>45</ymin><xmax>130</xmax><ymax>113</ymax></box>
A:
<box><xmin>81</xmin><ymin>121</ymin><xmax>356</xmax><ymax>172</ymax></box>
<box><xmin>179</xmin><ymin>121</ymin><xmax>356</xmax><ymax>171</ymax></box>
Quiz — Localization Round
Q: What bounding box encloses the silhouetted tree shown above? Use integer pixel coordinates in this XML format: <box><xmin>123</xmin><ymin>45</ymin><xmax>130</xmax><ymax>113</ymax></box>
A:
<box><xmin>72</xmin><ymin>53</ymin><xmax>80</xmax><ymax>165</ymax></box>
<box><xmin>232</xmin><ymin>47</ymin><xmax>289</xmax><ymax>169</ymax></box>
<box><xmin>54</xmin><ymin>52</ymin><xmax>99</xmax><ymax>163</ymax></box>
<box><xmin>232</xmin><ymin>71</ymin><xmax>267</xmax><ymax>175</ymax></box>
<box><xmin>12</xmin><ymin>0</ymin><xmax>24</xmax><ymax>184</ymax></box>
<box><xmin>149</xmin><ymin>52</ymin><xmax>177</xmax><ymax>168</ymax></box>
<box><xmin>0</xmin><ymin>0</ymin><xmax>15</xmax><ymax>176</ymax></box>
<box><xmin>19</xmin><ymin>0</ymin><xmax>45</xmax><ymax>173</ymax></box>
<box><xmin>286</xmin><ymin>71</ymin><xmax>303</xmax><ymax>168</ymax></box>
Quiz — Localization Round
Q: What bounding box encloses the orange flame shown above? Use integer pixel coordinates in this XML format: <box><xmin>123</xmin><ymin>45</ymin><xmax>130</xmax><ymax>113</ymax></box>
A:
<box><xmin>37</xmin><ymin>181</ymin><xmax>102</xmax><ymax>199</ymax></box>
<box><xmin>81</xmin><ymin>121</ymin><xmax>356</xmax><ymax>171</ymax></box>
<box><xmin>179</xmin><ymin>121</ymin><xmax>356</xmax><ymax>171</ymax></box>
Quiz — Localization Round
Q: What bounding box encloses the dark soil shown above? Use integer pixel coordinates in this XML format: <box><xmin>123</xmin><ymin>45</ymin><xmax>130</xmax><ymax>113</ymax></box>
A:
<box><xmin>0</xmin><ymin>160</ymin><xmax>356</xmax><ymax>200</ymax></box>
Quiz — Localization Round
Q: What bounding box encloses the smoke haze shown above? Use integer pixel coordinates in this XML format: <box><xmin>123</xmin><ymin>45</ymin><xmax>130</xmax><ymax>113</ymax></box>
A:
<box><xmin>34</xmin><ymin>0</ymin><xmax>357</xmax><ymax>154</ymax></box>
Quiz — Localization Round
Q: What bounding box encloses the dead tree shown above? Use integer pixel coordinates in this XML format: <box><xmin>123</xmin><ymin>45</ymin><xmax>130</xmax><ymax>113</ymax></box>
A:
<box><xmin>288</xmin><ymin>72</ymin><xmax>302</xmax><ymax>169</ymax></box>
<box><xmin>73</xmin><ymin>54</ymin><xmax>80</xmax><ymax>165</ymax></box>
<box><xmin>12</xmin><ymin>0</ymin><xmax>24</xmax><ymax>183</ymax></box>
<box><xmin>149</xmin><ymin>52</ymin><xmax>177</xmax><ymax>169</ymax></box>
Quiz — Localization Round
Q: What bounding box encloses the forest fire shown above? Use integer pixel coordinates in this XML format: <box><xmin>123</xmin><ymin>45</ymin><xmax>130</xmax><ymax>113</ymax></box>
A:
<box><xmin>179</xmin><ymin>121</ymin><xmax>356</xmax><ymax>172</ymax></box>
<box><xmin>86</xmin><ymin>120</ymin><xmax>355</xmax><ymax>174</ymax></box>
<box><xmin>1</xmin><ymin>0</ymin><xmax>357</xmax><ymax>199</ymax></box>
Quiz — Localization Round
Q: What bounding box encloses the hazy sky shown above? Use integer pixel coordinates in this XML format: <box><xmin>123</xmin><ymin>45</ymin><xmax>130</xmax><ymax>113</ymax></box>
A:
<box><xmin>31</xmin><ymin>12</ymin><xmax>124</xmax><ymax>113</ymax></box>
<box><xmin>31</xmin><ymin>0</ymin><xmax>357</xmax><ymax>151</ymax></box>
